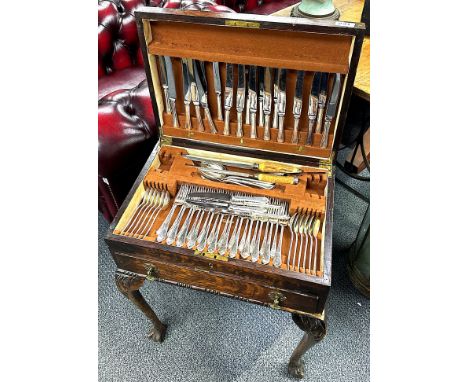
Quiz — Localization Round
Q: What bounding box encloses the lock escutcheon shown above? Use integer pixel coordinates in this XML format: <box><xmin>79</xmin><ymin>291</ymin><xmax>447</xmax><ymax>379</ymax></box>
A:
<box><xmin>268</xmin><ymin>291</ymin><xmax>286</xmax><ymax>309</ymax></box>
<box><xmin>144</xmin><ymin>264</ymin><xmax>159</xmax><ymax>281</ymax></box>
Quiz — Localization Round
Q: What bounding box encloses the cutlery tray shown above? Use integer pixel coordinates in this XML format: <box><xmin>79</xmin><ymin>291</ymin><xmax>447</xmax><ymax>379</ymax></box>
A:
<box><xmin>106</xmin><ymin>8</ymin><xmax>364</xmax><ymax>318</ymax></box>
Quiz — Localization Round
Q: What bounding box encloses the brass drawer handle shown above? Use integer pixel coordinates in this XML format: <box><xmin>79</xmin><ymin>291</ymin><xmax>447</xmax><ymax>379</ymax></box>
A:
<box><xmin>268</xmin><ymin>291</ymin><xmax>286</xmax><ymax>309</ymax></box>
<box><xmin>144</xmin><ymin>264</ymin><xmax>159</xmax><ymax>281</ymax></box>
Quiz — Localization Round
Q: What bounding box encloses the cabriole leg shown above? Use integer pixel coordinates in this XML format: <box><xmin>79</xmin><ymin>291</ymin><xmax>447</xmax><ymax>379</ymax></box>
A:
<box><xmin>115</xmin><ymin>269</ymin><xmax>167</xmax><ymax>342</ymax></box>
<box><xmin>288</xmin><ymin>312</ymin><xmax>326</xmax><ymax>379</ymax></box>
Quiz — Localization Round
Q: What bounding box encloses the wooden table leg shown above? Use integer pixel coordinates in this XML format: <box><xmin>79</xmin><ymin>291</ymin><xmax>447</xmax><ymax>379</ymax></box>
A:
<box><xmin>288</xmin><ymin>312</ymin><xmax>326</xmax><ymax>379</ymax></box>
<box><xmin>115</xmin><ymin>269</ymin><xmax>167</xmax><ymax>342</ymax></box>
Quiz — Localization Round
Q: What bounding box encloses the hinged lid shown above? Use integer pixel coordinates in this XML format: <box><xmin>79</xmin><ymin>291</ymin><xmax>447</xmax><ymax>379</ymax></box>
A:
<box><xmin>136</xmin><ymin>7</ymin><xmax>365</xmax><ymax>165</ymax></box>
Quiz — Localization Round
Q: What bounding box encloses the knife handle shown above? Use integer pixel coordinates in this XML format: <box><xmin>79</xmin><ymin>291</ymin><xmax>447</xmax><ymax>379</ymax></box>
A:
<box><xmin>320</xmin><ymin>120</ymin><xmax>331</xmax><ymax>148</ymax></box>
<box><xmin>263</xmin><ymin>115</ymin><xmax>271</xmax><ymax>141</ymax></box>
<box><xmin>272</xmin><ymin>104</ymin><xmax>278</xmax><ymax>129</ymax></box>
<box><xmin>245</xmin><ymin>100</ymin><xmax>251</xmax><ymax>125</ymax></box>
<box><xmin>236</xmin><ymin>112</ymin><xmax>243</xmax><ymax>137</ymax></box>
<box><xmin>259</xmin><ymin>101</ymin><xmax>264</xmax><ymax>127</ymax></box>
<box><xmin>258</xmin><ymin>162</ymin><xmax>301</xmax><ymax>174</ymax></box>
<box><xmin>163</xmin><ymin>87</ymin><xmax>170</xmax><ymax>113</ymax></box>
<box><xmin>306</xmin><ymin>118</ymin><xmax>315</xmax><ymax>145</ymax></box>
<box><xmin>250</xmin><ymin>113</ymin><xmax>257</xmax><ymax>139</ymax></box>
<box><xmin>223</xmin><ymin>110</ymin><xmax>231</xmax><ymax>135</ymax></box>
<box><xmin>204</xmin><ymin>107</ymin><xmax>218</xmax><ymax>134</ymax></box>
<box><xmin>170</xmin><ymin>100</ymin><xmax>179</xmax><ymax>128</ymax></box>
<box><xmin>195</xmin><ymin>106</ymin><xmax>204</xmax><ymax>132</ymax></box>
<box><xmin>257</xmin><ymin>174</ymin><xmax>298</xmax><ymax>185</ymax></box>
<box><xmin>216</xmin><ymin>95</ymin><xmax>223</xmax><ymax>121</ymax></box>
<box><xmin>277</xmin><ymin>116</ymin><xmax>285</xmax><ymax>143</ymax></box>
<box><xmin>184</xmin><ymin>104</ymin><xmax>192</xmax><ymax>130</ymax></box>
<box><xmin>315</xmin><ymin>106</ymin><xmax>325</xmax><ymax>134</ymax></box>
<box><xmin>291</xmin><ymin>118</ymin><xmax>300</xmax><ymax>144</ymax></box>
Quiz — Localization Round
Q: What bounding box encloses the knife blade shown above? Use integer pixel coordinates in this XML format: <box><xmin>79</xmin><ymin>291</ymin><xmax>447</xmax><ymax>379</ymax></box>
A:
<box><xmin>188</xmin><ymin>59</ymin><xmax>204</xmax><ymax>131</ymax></box>
<box><xmin>181</xmin><ymin>58</ymin><xmax>192</xmax><ymax>130</ymax></box>
<box><xmin>163</xmin><ymin>56</ymin><xmax>179</xmax><ymax>128</ymax></box>
<box><xmin>315</xmin><ymin>72</ymin><xmax>329</xmax><ymax>134</ymax></box>
<box><xmin>276</xmin><ymin>68</ymin><xmax>287</xmax><ymax>143</ymax></box>
<box><xmin>320</xmin><ymin>73</ymin><xmax>341</xmax><ymax>148</ymax></box>
<box><xmin>158</xmin><ymin>56</ymin><xmax>171</xmax><ymax>113</ymax></box>
<box><xmin>291</xmin><ymin>70</ymin><xmax>305</xmax><ymax>143</ymax></box>
<box><xmin>272</xmin><ymin>68</ymin><xmax>279</xmax><ymax>129</ymax></box>
<box><xmin>247</xmin><ymin>65</ymin><xmax>258</xmax><ymax>139</ymax></box>
<box><xmin>262</xmin><ymin>67</ymin><xmax>272</xmax><ymax>141</ymax></box>
<box><xmin>194</xmin><ymin>60</ymin><xmax>217</xmax><ymax>133</ymax></box>
<box><xmin>213</xmin><ymin>62</ymin><xmax>223</xmax><ymax>121</ymax></box>
<box><xmin>257</xmin><ymin>67</ymin><xmax>265</xmax><ymax>128</ymax></box>
<box><xmin>306</xmin><ymin>72</ymin><xmax>321</xmax><ymax>145</ymax></box>
<box><xmin>223</xmin><ymin>63</ymin><xmax>234</xmax><ymax>135</ymax></box>
<box><xmin>236</xmin><ymin>64</ymin><xmax>246</xmax><ymax>137</ymax></box>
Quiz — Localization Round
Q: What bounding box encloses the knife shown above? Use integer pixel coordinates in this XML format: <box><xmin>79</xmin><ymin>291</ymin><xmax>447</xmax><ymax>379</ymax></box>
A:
<box><xmin>182</xmin><ymin>154</ymin><xmax>304</xmax><ymax>174</ymax></box>
<box><xmin>306</xmin><ymin>72</ymin><xmax>321</xmax><ymax>145</ymax></box>
<box><xmin>236</xmin><ymin>64</ymin><xmax>246</xmax><ymax>138</ymax></box>
<box><xmin>194</xmin><ymin>60</ymin><xmax>217</xmax><ymax>133</ymax></box>
<box><xmin>181</xmin><ymin>58</ymin><xmax>192</xmax><ymax>130</ymax></box>
<box><xmin>272</xmin><ymin>68</ymin><xmax>279</xmax><ymax>129</ymax></box>
<box><xmin>262</xmin><ymin>67</ymin><xmax>273</xmax><ymax>141</ymax></box>
<box><xmin>247</xmin><ymin>65</ymin><xmax>258</xmax><ymax>139</ymax></box>
<box><xmin>163</xmin><ymin>56</ymin><xmax>179</xmax><ymax>128</ymax></box>
<box><xmin>315</xmin><ymin>72</ymin><xmax>329</xmax><ymax>134</ymax></box>
<box><xmin>257</xmin><ymin>67</ymin><xmax>265</xmax><ymax>128</ymax></box>
<box><xmin>320</xmin><ymin>73</ymin><xmax>341</xmax><ymax>148</ymax></box>
<box><xmin>213</xmin><ymin>62</ymin><xmax>223</xmax><ymax>121</ymax></box>
<box><xmin>276</xmin><ymin>68</ymin><xmax>287</xmax><ymax>143</ymax></box>
<box><xmin>223</xmin><ymin>63</ymin><xmax>234</xmax><ymax>135</ymax></box>
<box><xmin>291</xmin><ymin>70</ymin><xmax>305</xmax><ymax>143</ymax></box>
<box><xmin>188</xmin><ymin>59</ymin><xmax>204</xmax><ymax>131</ymax></box>
<box><xmin>158</xmin><ymin>56</ymin><xmax>171</xmax><ymax>113</ymax></box>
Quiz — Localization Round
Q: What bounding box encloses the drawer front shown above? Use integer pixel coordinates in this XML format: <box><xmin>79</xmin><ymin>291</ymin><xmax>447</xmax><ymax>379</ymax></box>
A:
<box><xmin>113</xmin><ymin>251</ymin><xmax>323</xmax><ymax>315</ymax></box>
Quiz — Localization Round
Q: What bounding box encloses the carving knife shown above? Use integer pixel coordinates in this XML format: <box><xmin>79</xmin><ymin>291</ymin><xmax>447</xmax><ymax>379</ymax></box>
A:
<box><xmin>181</xmin><ymin>58</ymin><xmax>192</xmax><ymax>130</ymax></box>
<box><xmin>315</xmin><ymin>72</ymin><xmax>329</xmax><ymax>134</ymax></box>
<box><xmin>276</xmin><ymin>68</ymin><xmax>287</xmax><ymax>143</ymax></box>
<box><xmin>213</xmin><ymin>62</ymin><xmax>223</xmax><ymax>121</ymax></box>
<box><xmin>306</xmin><ymin>72</ymin><xmax>321</xmax><ymax>145</ymax></box>
<box><xmin>223</xmin><ymin>63</ymin><xmax>234</xmax><ymax>135</ymax></box>
<box><xmin>163</xmin><ymin>56</ymin><xmax>179</xmax><ymax>128</ymax></box>
<box><xmin>188</xmin><ymin>59</ymin><xmax>204</xmax><ymax>131</ymax></box>
<box><xmin>262</xmin><ymin>67</ymin><xmax>272</xmax><ymax>141</ymax></box>
<box><xmin>158</xmin><ymin>56</ymin><xmax>170</xmax><ymax>113</ymax></box>
<box><xmin>272</xmin><ymin>68</ymin><xmax>279</xmax><ymax>129</ymax></box>
<box><xmin>182</xmin><ymin>154</ymin><xmax>304</xmax><ymax>174</ymax></box>
<box><xmin>247</xmin><ymin>65</ymin><xmax>258</xmax><ymax>139</ymax></box>
<box><xmin>194</xmin><ymin>60</ymin><xmax>217</xmax><ymax>133</ymax></box>
<box><xmin>258</xmin><ymin>66</ymin><xmax>265</xmax><ymax>128</ymax></box>
<box><xmin>320</xmin><ymin>73</ymin><xmax>341</xmax><ymax>148</ymax></box>
<box><xmin>236</xmin><ymin>64</ymin><xmax>246</xmax><ymax>137</ymax></box>
<box><xmin>291</xmin><ymin>70</ymin><xmax>305</xmax><ymax>143</ymax></box>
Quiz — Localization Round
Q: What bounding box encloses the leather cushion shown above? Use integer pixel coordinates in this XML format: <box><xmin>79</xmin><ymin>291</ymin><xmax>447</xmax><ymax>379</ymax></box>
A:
<box><xmin>98</xmin><ymin>66</ymin><xmax>147</xmax><ymax>100</ymax></box>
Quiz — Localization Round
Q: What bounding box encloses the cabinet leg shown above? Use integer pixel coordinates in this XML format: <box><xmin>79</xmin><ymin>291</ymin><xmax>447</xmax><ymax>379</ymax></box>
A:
<box><xmin>288</xmin><ymin>313</ymin><xmax>326</xmax><ymax>379</ymax></box>
<box><xmin>115</xmin><ymin>269</ymin><xmax>167</xmax><ymax>342</ymax></box>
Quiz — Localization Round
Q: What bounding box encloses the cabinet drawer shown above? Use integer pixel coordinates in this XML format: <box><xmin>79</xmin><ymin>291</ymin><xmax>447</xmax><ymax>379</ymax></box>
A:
<box><xmin>113</xmin><ymin>251</ymin><xmax>322</xmax><ymax>315</ymax></box>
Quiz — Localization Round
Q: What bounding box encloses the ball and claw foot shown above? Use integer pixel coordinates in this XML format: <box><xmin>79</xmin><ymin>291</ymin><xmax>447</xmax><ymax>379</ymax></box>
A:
<box><xmin>288</xmin><ymin>358</ymin><xmax>305</xmax><ymax>379</ymax></box>
<box><xmin>147</xmin><ymin>323</ymin><xmax>167</xmax><ymax>343</ymax></box>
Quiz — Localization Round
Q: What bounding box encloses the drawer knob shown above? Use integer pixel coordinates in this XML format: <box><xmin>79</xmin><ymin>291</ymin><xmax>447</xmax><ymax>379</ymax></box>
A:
<box><xmin>144</xmin><ymin>264</ymin><xmax>159</xmax><ymax>282</ymax></box>
<box><xmin>268</xmin><ymin>291</ymin><xmax>286</xmax><ymax>309</ymax></box>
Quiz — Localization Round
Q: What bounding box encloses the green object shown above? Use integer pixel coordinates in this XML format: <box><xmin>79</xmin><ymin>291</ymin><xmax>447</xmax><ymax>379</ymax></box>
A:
<box><xmin>347</xmin><ymin>205</ymin><xmax>370</xmax><ymax>297</ymax></box>
<box><xmin>291</xmin><ymin>0</ymin><xmax>340</xmax><ymax>20</ymax></box>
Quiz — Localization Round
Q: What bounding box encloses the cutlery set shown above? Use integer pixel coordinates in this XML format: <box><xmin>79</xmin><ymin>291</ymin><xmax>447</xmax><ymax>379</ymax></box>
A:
<box><xmin>120</xmin><ymin>183</ymin><xmax>322</xmax><ymax>274</ymax></box>
<box><xmin>158</xmin><ymin>57</ymin><xmax>341</xmax><ymax>148</ymax></box>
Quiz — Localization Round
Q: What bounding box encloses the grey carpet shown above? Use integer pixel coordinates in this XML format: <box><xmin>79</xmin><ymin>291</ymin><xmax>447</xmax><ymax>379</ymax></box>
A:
<box><xmin>98</xmin><ymin>158</ymin><xmax>370</xmax><ymax>382</ymax></box>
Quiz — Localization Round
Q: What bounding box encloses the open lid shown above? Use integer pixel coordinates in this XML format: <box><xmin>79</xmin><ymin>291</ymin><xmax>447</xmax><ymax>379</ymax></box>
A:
<box><xmin>136</xmin><ymin>7</ymin><xmax>365</xmax><ymax>166</ymax></box>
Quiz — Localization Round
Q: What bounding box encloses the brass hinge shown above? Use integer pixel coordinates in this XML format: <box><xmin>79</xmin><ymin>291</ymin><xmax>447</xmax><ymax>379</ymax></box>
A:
<box><xmin>268</xmin><ymin>291</ymin><xmax>286</xmax><ymax>310</ymax></box>
<box><xmin>319</xmin><ymin>159</ymin><xmax>333</xmax><ymax>177</ymax></box>
<box><xmin>160</xmin><ymin>135</ymin><xmax>173</xmax><ymax>146</ymax></box>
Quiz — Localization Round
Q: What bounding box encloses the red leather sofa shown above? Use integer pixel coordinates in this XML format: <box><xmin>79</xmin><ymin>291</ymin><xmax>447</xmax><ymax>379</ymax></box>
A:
<box><xmin>98</xmin><ymin>0</ymin><xmax>294</xmax><ymax>221</ymax></box>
